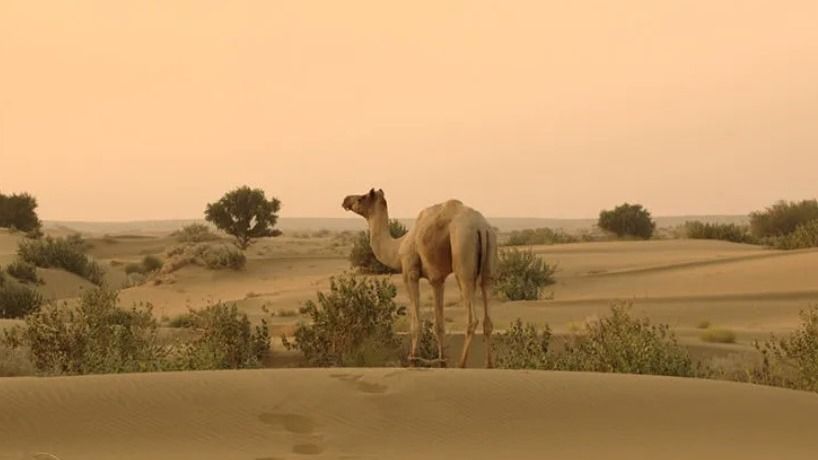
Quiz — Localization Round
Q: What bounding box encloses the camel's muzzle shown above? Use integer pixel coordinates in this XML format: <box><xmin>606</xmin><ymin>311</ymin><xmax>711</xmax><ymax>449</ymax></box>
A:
<box><xmin>342</xmin><ymin>197</ymin><xmax>354</xmax><ymax>211</ymax></box>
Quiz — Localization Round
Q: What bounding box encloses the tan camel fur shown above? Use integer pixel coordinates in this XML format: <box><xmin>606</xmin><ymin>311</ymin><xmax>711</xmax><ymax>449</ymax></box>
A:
<box><xmin>342</xmin><ymin>188</ymin><xmax>497</xmax><ymax>368</ymax></box>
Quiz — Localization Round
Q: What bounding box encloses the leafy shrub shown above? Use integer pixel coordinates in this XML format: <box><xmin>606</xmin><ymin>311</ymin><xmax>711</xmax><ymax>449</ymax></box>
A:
<box><xmin>141</xmin><ymin>255</ymin><xmax>163</xmax><ymax>272</ymax></box>
<box><xmin>700</xmin><ymin>328</ymin><xmax>737</xmax><ymax>344</ymax></box>
<box><xmin>772</xmin><ymin>219</ymin><xmax>818</xmax><ymax>250</ymax></box>
<box><xmin>505</xmin><ymin>227</ymin><xmax>577</xmax><ymax>246</ymax></box>
<box><xmin>17</xmin><ymin>235</ymin><xmax>105</xmax><ymax>285</ymax></box>
<box><xmin>2</xmin><ymin>288</ymin><xmax>163</xmax><ymax>375</ymax></box>
<box><xmin>0</xmin><ymin>344</ymin><xmax>35</xmax><ymax>377</ymax></box>
<box><xmin>170</xmin><ymin>303</ymin><xmax>270</xmax><ymax>370</ymax></box>
<box><xmin>282</xmin><ymin>273</ymin><xmax>402</xmax><ymax>366</ymax></box>
<box><xmin>556</xmin><ymin>303</ymin><xmax>696</xmax><ymax>376</ymax></box>
<box><xmin>750</xmin><ymin>199</ymin><xmax>818</xmax><ymax>239</ymax></box>
<box><xmin>173</xmin><ymin>223</ymin><xmax>219</xmax><ymax>243</ymax></box>
<box><xmin>495</xmin><ymin>319</ymin><xmax>552</xmax><ymax>369</ymax></box>
<box><xmin>166</xmin><ymin>312</ymin><xmax>196</xmax><ymax>328</ymax></box>
<box><xmin>752</xmin><ymin>306</ymin><xmax>818</xmax><ymax>392</ymax></box>
<box><xmin>494</xmin><ymin>248</ymin><xmax>556</xmax><ymax>301</ymax></box>
<box><xmin>685</xmin><ymin>221</ymin><xmax>756</xmax><ymax>244</ymax></box>
<box><xmin>5</xmin><ymin>259</ymin><xmax>41</xmax><ymax>284</ymax></box>
<box><xmin>124</xmin><ymin>262</ymin><xmax>145</xmax><ymax>275</ymax></box>
<box><xmin>205</xmin><ymin>186</ymin><xmax>282</xmax><ymax>249</ymax></box>
<box><xmin>0</xmin><ymin>192</ymin><xmax>42</xmax><ymax>234</ymax></box>
<box><xmin>0</xmin><ymin>278</ymin><xmax>44</xmax><ymax>318</ymax></box>
<box><xmin>598</xmin><ymin>203</ymin><xmax>656</xmax><ymax>239</ymax></box>
<box><xmin>349</xmin><ymin>219</ymin><xmax>407</xmax><ymax>274</ymax></box>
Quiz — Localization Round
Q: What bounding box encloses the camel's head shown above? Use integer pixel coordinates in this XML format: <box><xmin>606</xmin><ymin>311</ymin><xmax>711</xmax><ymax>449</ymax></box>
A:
<box><xmin>342</xmin><ymin>188</ymin><xmax>385</xmax><ymax>218</ymax></box>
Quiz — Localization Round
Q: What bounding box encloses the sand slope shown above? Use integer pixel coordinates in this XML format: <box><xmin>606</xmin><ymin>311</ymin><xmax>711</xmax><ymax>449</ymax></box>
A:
<box><xmin>2</xmin><ymin>368</ymin><xmax>817</xmax><ymax>460</ymax></box>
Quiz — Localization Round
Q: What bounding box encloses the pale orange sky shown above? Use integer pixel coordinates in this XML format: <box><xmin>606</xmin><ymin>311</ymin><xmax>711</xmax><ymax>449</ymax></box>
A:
<box><xmin>1</xmin><ymin>1</ymin><xmax>817</xmax><ymax>221</ymax></box>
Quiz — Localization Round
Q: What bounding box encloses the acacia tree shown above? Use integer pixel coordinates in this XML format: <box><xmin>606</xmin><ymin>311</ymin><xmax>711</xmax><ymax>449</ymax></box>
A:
<box><xmin>204</xmin><ymin>186</ymin><xmax>281</xmax><ymax>249</ymax></box>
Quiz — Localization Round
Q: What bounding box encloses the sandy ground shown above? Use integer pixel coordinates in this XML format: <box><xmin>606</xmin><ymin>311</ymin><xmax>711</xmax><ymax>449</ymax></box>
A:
<box><xmin>2</xmin><ymin>368</ymin><xmax>817</xmax><ymax>460</ymax></box>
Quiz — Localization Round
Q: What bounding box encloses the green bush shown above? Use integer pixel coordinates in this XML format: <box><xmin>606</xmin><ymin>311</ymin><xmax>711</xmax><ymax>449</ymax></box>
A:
<box><xmin>598</xmin><ymin>203</ymin><xmax>656</xmax><ymax>239</ymax></box>
<box><xmin>2</xmin><ymin>288</ymin><xmax>163</xmax><ymax>375</ymax></box>
<box><xmin>0</xmin><ymin>278</ymin><xmax>44</xmax><ymax>318</ymax></box>
<box><xmin>170</xmin><ymin>302</ymin><xmax>270</xmax><ymax>370</ymax></box>
<box><xmin>505</xmin><ymin>227</ymin><xmax>577</xmax><ymax>246</ymax></box>
<box><xmin>773</xmin><ymin>219</ymin><xmax>818</xmax><ymax>250</ymax></box>
<box><xmin>750</xmin><ymin>199</ymin><xmax>818</xmax><ymax>239</ymax></box>
<box><xmin>282</xmin><ymin>273</ymin><xmax>402</xmax><ymax>366</ymax></box>
<box><xmin>0</xmin><ymin>192</ymin><xmax>42</xmax><ymax>234</ymax></box>
<box><xmin>205</xmin><ymin>186</ymin><xmax>282</xmax><ymax>249</ymax></box>
<box><xmin>752</xmin><ymin>306</ymin><xmax>818</xmax><ymax>393</ymax></box>
<box><xmin>556</xmin><ymin>304</ymin><xmax>696</xmax><ymax>376</ymax></box>
<box><xmin>167</xmin><ymin>312</ymin><xmax>196</xmax><ymax>328</ymax></box>
<box><xmin>5</xmin><ymin>259</ymin><xmax>41</xmax><ymax>284</ymax></box>
<box><xmin>700</xmin><ymin>328</ymin><xmax>737</xmax><ymax>344</ymax></box>
<box><xmin>199</xmin><ymin>244</ymin><xmax>246</xmax><ymax>270</ymax></box>
<box><xmin>17</xmin><ymin>235</ymin><xmax>105</xmax><ymax>285</ymax></box>
<box><xmin>141</xmin><ymin>255</ymin><xmax>163</xmax><ymax>272</ymax></box>
<box><xmin>685</xmin><ymin>221</ymin><xmax>756</xmax><ymax>244</ymax></box>
<box><xmin>124</xmin><ymin>262</ymin><xmax>145</xmax><ymax>275</ymax></box>
<box><xmin>495</xmin><ymin>319</ymin><xmax>552</xmax><ymax>369</ymax></box>
<box><xmin>494</xmin><ymin>248</ymin><xmax>556</xmax><ymax>301</ymax></box>
<box><xmin>173</xmin><ymin>223</ymin><xmax>219</xmax><ymax>243</ymax></box>
<box><xmin>349</xmin><ymin>219</ymin><xmax>407</xmax><ymax>274</ymax></box>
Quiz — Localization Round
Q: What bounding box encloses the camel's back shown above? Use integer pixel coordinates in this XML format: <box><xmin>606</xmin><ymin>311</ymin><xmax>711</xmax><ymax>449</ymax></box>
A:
<box><xmin>414</xmin><ymin>200</ymin><xmax>490</xmax><ymax>229</ymax></box>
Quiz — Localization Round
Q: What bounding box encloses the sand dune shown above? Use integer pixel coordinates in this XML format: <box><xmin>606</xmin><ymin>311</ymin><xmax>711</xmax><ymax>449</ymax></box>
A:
<box><xmin>1</xmin><ymin>368</ymin><xmax>816</xmax><ymax>460</ymax></box>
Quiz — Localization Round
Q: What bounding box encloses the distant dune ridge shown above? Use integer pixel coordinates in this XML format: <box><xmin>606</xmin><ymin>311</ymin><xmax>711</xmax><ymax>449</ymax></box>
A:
<box><xmin>43</xmin><ymin>215</ymin><xmax>750</xmax><ymax>235</ymax></box>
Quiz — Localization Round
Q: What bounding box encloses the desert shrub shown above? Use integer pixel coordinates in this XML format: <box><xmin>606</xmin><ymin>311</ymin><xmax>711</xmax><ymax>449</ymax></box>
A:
<box><xmin>349</xmin><ymin>219</ymin><xmax>408</xmax><ymax>274</ymax></box>
<box><xmin>173</xmin><ymin>223</ymin><xmax>219</xmax><ymax>243</ymax></box>
<box><xmin>750</xmin><ymin>199</ymin><xmax>818</xmax><ymax>239</ymax></box>
<box><xmin>0</xmin><ymin>345</ymin><xmax>36</xmax><ymax>377</ymax></box>
<box><xmin>700</xmin><ymin>328</ymin><xmax>737</xmax><ymax>344</ymax></box>
<box><xmin>0</xmin><ymin>192</ymin><xmax>42</xmax><ymax>234</ymax></box>
<box><xmin>505</xmin><ymin>227</ymin><xmax>577</xmax><ymax>246</ymax></box>
<box><xmin>598</xmin><ymin>203</ymin><xmax>656</xmax><ymax>239</ymax></box>
<box><xmin>170</xmin><ymin>302</ymin><xmax>270</xmax><ymax>370</ymax></box>
<box><xmin>494</xmin><ymin>248</ymin><xmax>556</xmax><ymax>301</ymax></box>
<box><xmin>5</xmin><ymin>259</ymin><xmax>41</xmax><ymax>284</ymax></box>
<box><xmin>697</xmin><ymin>320</ymin><xmax>711</xmax><ymax>329</ymax></box>
<box><xmin>556</xmin><ymin>303</ymin><xmax>697</xmax><ymax>377</ymax></box>
<box><xmin>161</xmin><ymin>243</ymin><xmax>246</xmax><ymax>273</ymax></box>
<box><xmin>166</xmin><ymin>312</ymin><xmax>196</xmax><ymax>328</ymax></box>
<box><xmin>205</xmin><ymin>186</ymin><xmax>282</xmax><ymax>249</ymax></box>
<box><xmin>684</xmin><ymin>221</ymin><xmax>756</xmax><ymax>244</ymax></box>
<box><xmin>495</xmin><ymin>319</ymin><xmax>552</xmax><ymax>369</ymax></box>
<box><xmin>17</xmin><ymin>235</ymin><xmax>104</xmax><ymax>285</ymax></box>
<box><xmin>752</xmin><ymin>306</ymin><xmax>818</xmax><ymax>392</ymax></box>
<box><xmin>0</xmin><ymin>279</ymin><xmax>44</xmax><ymax>318</ymax></box>
<box><xmin>773</xmin><ymin>219</ymin><xmax>818</xmax><ymax>250</ymax></box>
<box><xmin>282</xmin><ymin>273</ymin><xmax>402</xmax><ymax>367</ymax></box>
<box><xmin>124</xmin><ymin>262</ymin><xmax>145</xmax><ymax>275</ymax></box>
<box><xmin>141</xmin><ymin>255</ymin><xmax>163</xmax><ymax>272</ymax></box>
<box><xmin>2</xmin><ymin>288</ymin><xmax>164</xmax><ymax>375</ymax></box>
<box><xmin>199</xmin><ymin>244</ymin><xmax>246</xmax><ymax>270</ymax></box>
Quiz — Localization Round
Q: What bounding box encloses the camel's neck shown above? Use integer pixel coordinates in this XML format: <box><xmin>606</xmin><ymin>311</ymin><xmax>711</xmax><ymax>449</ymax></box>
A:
<box><xmin>367</xmin><ymin>206</ymin><xmax>403</xmax><ymax>271</ymax></box>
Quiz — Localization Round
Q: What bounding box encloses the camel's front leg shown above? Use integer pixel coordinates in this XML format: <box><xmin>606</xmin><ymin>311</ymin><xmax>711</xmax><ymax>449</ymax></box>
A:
<box><xmin>403</xmin><ymin>267</ymin><xmax>422</xmax><ymax>364</ymax></box>
<box><xmin>431</xmin><ymin>280</ymin><xmax>447</xmax><ymax>367</ymax></box>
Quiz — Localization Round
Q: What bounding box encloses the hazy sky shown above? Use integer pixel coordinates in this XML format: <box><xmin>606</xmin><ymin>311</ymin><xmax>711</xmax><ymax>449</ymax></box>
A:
<box><xmin>2</xmin><ymin>1</ymin><xmax>817</xmax><ymax>221</ymax></box>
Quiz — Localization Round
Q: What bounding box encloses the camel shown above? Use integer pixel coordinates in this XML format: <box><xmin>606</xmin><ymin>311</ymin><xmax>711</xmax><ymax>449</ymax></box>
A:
<box><xmin>342</xmin><ymin>188</ymin><xmax>497</xmax><ymax>368</ymax></box>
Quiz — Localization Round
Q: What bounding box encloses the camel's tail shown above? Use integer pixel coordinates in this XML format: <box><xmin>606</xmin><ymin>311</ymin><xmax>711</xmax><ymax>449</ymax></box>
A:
<box><xmin>475</xmin><ymin>229</ymin><xmax>491</xmax><ymax>284</ymax></box>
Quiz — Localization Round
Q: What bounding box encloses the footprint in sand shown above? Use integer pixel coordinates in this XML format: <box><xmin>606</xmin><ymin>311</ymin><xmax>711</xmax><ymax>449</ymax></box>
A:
<box><xmin>329</xmin><ymin>373</ymin><xmax>388</xmax><ymax>394</ymax></box>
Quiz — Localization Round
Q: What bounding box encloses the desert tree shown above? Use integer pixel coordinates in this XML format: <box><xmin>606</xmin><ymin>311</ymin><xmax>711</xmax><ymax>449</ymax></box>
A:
<box><xmin>204</xmin><ymin>186</ymin><xmax>281</xmax><ymax>249</ymax></box>
<box><xmin>598</xmin><ymin>203</ymin><xmax>656</xmax><ymax>239</ymax></box>
<box><xmin>0</xmin><ymin>192</ymin><xmax>42</xmax><ymax>236</ymax></box>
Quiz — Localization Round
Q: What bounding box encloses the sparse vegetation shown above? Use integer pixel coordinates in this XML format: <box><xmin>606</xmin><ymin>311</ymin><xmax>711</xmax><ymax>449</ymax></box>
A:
<box><xmin>0</xmin><ymin>277</ymin><xmax>44</xmax><ymax>318</ymax></box>
<box><xmin>684</xmin><ymin>221</ymin><xmax>756</xmax><ymax>244</ymax></box>
<box><xmin>598</xmin><ymin>203</ymin><xmax>656</xmax><ymax>239</ymax></box>
<box><xmin>505</xmin><ymin>227</ymin><xmax>577</xmax><ymax>246</ymax></box>
<box><xmin>163</xmin><ymin>243</ymin><xmax>246</xmax><ymax>272</ymax></box>
<box><xmin>752</xmin><ymin>306</ymin><xmax>818</xmax><ymax>393</ymax></box>
<box><xmin>349</xmin><ymin>219</ymin><xmax>407</xmax><ymax>274</ymax></box>
<box><xmin>4</xmin><ymin>259</ymin><xmax>41</xmax><ymax>284</ymax></box>
<box><xmin>494</xmin><ymin>248</ymin><xmax>556</xmax><ymax>301</ymax></box>
<box><xmin>282</xmin><ymin>273</ymin><xmax>402</xmax><ymax>367</ymax></box>
<box><xmin>173</xmin><ymin>223</ymin><xmax>220</xmax><ymax>243</ymax></box>
<box><xmin>700</xmin><ymin>328</ymin><xmax>737</xmax><ymax>344</ymax></box>
<box><xmin>750</xmin><ymin>199</ymin><xmax>818</xmax><ymax>239</ymax></box>
<box><xmin>772</xmin><ymin>218</ymin><xmax>818</xmax><ymax>250</ymax></box>
<box><xmin>697</xmin><ymin>320</ymin><xmax>711</xmax><ymax>329</ymax></box>
<box><xmin>0</xmin><ymin>191</ymin><xmax>42</xmax><ymax>236</ymax></box>
<box><xmin>17</xmin><ymin>235</ymin><xmax>105</xmax><ymax>285</ymax></box>
<box><xmin>169</xmin><ymin>302</ymin><xmax>270</xmax><ymax>370</ymax></box>
<box><xmin>205</xmin><ymin>186</ymin><xmax>282</xmax><ymax>249</ymax></box>
<box><xmin>495</xmin><ymin>319</ymin><xmax>552</xmax><ymax>369</ymax></box>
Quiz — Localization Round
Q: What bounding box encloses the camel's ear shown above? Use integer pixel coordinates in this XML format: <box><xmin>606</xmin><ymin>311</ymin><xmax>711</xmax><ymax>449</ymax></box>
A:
<box><xmin>368</xmin><ymin>188</ymin><xmax>376</xmax><ymax>198</ymax></box>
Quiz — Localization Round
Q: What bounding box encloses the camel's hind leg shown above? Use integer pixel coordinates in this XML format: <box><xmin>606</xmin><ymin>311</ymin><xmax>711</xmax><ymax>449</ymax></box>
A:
<box><xmin>403</xmin><ymin>265</ymin><xmax>422</xmax><ymax>364</ymax></box>
<box><xmin>431</xmin><ymin>280</ymin><xmax>447</xmax><ymax>367</ymax></box>
<box><xmin>481</xmin><ymin>281</ymin><xmax>494</xmax><ymax>368</ymax></box>
<box><xmin>457</xmin><ymin>275</ymin><xmax>478</xmax><ymax>368</ymax></box>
